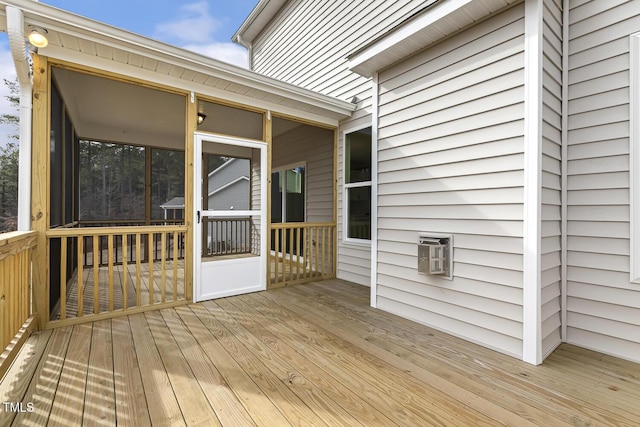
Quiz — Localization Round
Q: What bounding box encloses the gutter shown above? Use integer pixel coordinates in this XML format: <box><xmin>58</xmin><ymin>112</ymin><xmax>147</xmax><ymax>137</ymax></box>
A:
<box><xmin>6</xmin><ymin>6</ymin><xmax>32</xmax><ymax>231</ymax></box>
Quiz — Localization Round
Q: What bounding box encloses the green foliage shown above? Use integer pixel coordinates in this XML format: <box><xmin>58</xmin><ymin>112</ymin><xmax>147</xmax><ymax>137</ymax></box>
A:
<box><xmin>0</xmin><ymin>78</ymin><xmax>19</xmax><ymax>231</ymax></box>
<box><xmin>78</xmin><ymin>141</ymin><xmax>146</xmax><ymax>221</ymax></box>
<box><xmin>78</xmin><ymin>141</ymin><xmax>186</xmax><ymax>222</ymax></box>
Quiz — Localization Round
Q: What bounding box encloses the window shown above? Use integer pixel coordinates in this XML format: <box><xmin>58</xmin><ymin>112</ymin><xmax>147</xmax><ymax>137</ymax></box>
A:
<box><xmin>271</xmin><ymin>164</ymin><xmax>305</xmax><ymax>223</ymax></box>
<box><xmin>344</xmin><ymin>127</ymin><xmax>372</xmax><ymax>241</ymax></box>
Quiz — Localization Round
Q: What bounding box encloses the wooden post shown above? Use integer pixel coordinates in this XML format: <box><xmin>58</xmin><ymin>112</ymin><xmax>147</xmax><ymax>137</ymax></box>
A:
<box><xmin>265</xmin><ymin>111</ymin><xmax>273</xmax><ymax>288</ymax></box>
<box><xmin>31</xmin><ymin>55</ymin><xmax>49</xmax><ymax>330</ymax></box>
<box><xmin>184</xmin><ymin>94</ymin><xmax>196</xmax><ymax>301</ymax></box>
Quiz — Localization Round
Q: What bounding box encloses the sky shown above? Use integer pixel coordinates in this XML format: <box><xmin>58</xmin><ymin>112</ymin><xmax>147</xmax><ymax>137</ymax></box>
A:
<box><xmin>0</xmin><ymin>0</ymin><xmax>259</xmax><ymax>147</ymax></box>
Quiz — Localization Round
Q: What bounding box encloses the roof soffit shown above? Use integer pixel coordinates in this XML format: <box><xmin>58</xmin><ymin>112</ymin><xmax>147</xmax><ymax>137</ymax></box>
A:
<box><xmin>347</xmin><ymin>0</ymin><xmax>520</xmax><ymax>77</ymax></box>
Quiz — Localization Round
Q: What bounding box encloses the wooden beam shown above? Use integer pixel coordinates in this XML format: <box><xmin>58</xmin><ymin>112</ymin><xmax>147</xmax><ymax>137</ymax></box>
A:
<box><xmin>31</xmin><ymin>54</ymin><xmax>49</xmax><ymax>330</ymax></box>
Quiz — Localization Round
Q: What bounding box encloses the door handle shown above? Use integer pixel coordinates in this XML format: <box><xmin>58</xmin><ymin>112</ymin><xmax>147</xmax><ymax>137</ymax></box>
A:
<box><xmin>197</xmin><ymin>211</ymin><xmax>201</xmax><ymax>224</ymax></box>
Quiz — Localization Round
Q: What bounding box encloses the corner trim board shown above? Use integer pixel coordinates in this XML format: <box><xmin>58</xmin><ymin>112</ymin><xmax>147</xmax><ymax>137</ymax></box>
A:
<box><xmin>522</xmin><ymin>0</ymin><xmax>543</xmax><ymax>365</ymax></box>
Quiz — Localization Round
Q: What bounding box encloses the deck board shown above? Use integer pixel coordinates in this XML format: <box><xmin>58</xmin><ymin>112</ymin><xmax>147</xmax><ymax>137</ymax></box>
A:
<box><xmin>111</xmin><ymin>316</ymin><xmax>151</xmax><ymax>426</ymax></box>
<box><xmin>2</xmin><ymin>279</ymin><xmax>640</xmax><ymax>426</ymax></box>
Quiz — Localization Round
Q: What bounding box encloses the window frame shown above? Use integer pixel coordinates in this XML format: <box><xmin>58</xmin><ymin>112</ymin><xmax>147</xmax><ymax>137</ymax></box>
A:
<box><xmin>343</xmin><ymin>126</ymin><xmax>372</xmax><ymax>245</ymax></box>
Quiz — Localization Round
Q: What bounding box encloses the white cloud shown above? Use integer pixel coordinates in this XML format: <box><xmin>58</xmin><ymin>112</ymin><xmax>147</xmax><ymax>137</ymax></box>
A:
<box><xmin>154</xmin><ymin>1</ymin><xmax>249</xmax><ymax>69</ymax></box>
<box><xmin>183</xmin><ymin>42</ymin><xmax>248</xmax><ymax>68</ymax></box>
<box><xmin>154</xmin><ymin>1</ymin><xmax>221</xmax><ymax>43</ymax></box>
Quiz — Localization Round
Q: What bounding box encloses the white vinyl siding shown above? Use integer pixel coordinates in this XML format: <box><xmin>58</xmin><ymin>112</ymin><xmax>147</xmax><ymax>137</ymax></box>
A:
<box><xmin>251</xmin><ymin>0</ymin><xmax>427</xmax><ymax>109</ymax></box>
<box><xmin>272</xmin><ymin>124</ymin><xmax>334</xmax><ymax>222</ymax></box>
<box><xmin>566</xmin><ymin>0</ymin><xmax>640</xmax><ymax>363</ymax></box>
<box><xmin>376</xmin><ymin>5</ymin><xmax>526</xmax><ymax>358</ymax></box>
<box><xmin>251</xmin><ymin>149</ymin><xmax>261</xmax><ymax>254</ymax></box>
<box><xmin>208</xmin><ymin>159</ymin><xmax>250</xmax><ymax>210</ymax></box>
<box><xmin>541</xmin><ymin>0</ymin><xmax>563</xmax><ymax>358</ymax></box>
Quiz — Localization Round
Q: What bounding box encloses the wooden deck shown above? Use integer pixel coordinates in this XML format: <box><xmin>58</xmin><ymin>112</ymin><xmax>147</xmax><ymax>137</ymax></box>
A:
<box><xmin>2</xmin><ymin>279</ymin><xmax>639</xmax><ymax>426</ymax></box>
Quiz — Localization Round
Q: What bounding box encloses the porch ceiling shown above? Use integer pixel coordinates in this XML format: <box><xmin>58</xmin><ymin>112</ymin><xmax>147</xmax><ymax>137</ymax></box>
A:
<box><xmin>53</xmin><ymin>67</ymin><xmax>186</xmax><ymax>149</ymax></box>
<box><xmin>0</xmin><ymin>1</ymin><xmax>355</xmax><ymax>126</ymax></box>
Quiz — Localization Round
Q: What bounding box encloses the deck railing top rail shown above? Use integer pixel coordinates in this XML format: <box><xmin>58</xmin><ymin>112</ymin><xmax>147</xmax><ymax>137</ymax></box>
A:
<box><xmin>47</xmin><ymin>224</ymin><xmax>188</xmax><ymax>237</ymax></box>
<box><xmin>270</xmin><ymin>222</ymin><xmax>335</xmax><ymax>229</ymax></box>
<box><xmin>0</xmin><ymin>230</ymin><xmax>38</xmax><ymax>261</ymax></box>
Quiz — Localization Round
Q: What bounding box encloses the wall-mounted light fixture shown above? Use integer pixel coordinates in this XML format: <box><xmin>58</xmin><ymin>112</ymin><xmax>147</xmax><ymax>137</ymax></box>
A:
<box><xmin>197</xmin><ymin>112</ymin><xmax>206</xmax><ymax>125</ymax></box>
<box><xmin>27</xmin><ymin>26</ymin><xmax>48</xmax><ymax>48</ymax></box>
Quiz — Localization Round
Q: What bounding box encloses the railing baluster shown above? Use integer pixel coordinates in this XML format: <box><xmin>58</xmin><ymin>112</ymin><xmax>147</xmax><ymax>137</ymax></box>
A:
<box><xmin>303</xmin><ymin>227</ymin><xmax>308</xmax><ymax>280</ymax></box>
<box><xmin>108</xmin><ymin>234</ymin><xmax>114</xmax><ymax>312</ymax></box>
<box><xmin>93</xmin><ymin>235</ymin><xmax>100</xmax><ymax>314</ymax></box>
<box><xmin>296</xmin><ymin>227</ymin><xmax>301</xmax><ymax>281</ymax></box>
<box><xmin>148</xmin><ymin>233</ymin><xmax>154</xmax><ymax>305</ymax></box>
<box><xmin>136</xmin><ymin>233</ymin><xmax>141</xmax><ymax>307</ymax></box>
<box><xmin>60</xmin><ymin>237</ymin><xmax>67</xmax><ymax>320</ymax></box>
<box><xmin>314</xmin><ymin>226</ymin><xmax>320</xmax><ymax>277</ymax></box>
<box><xmin>161</xmin><ymin>232</ymin><xmax>166</xmax><ymax>303</ymax></box>
<box><xmin>77</xmin><ymin>236</ymin><xmax>84</xmax><ymax>317</ymax></box>
<box><xmin>289</xmin><ymin>226</ymin><xmax>294</xmax><ymax>282</ymax></box>
<box><xmin>320</xmin><ymin>226</ymin><xmax>325</xmax><ymax>277</ymax></box>
<box><xmin>274</xmin><ymin>228</ymin><xmax>280</xmax><ymax>284</ymax></box>
<box><xmin>173</xmin><ymin>231</ymin><xmax>178</xmax><ymax>301</ymax></box>
<box><xmin>122</xmin><ymin>233</ymin><xmax>128</xmax><ymax>311</ymax></box>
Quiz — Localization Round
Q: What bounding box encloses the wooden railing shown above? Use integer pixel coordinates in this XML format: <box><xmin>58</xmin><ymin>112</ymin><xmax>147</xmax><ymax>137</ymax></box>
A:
<box><xmin>203</xmin><ymin>217</ymin><xmax>252</xmax><ymax>257</ymax></box>
<box><xmin>270</xmin><ymin>222</ymin><xmax>335</xmax><ymax>287</ymax></box>
<box><xmin>46</xmin><ymin>225</ymin><xmax>188</xmax><ymax>326</ymax></box>
<box><xmin>0</xmin><ymin>231</ymin><xmax>38</xmax><ymax>379</ymax></box>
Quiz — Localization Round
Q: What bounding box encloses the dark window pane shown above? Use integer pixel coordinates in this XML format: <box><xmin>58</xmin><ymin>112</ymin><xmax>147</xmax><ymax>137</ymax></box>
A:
<box><xmin>271</xmin><ymin>171</ymin><xmax>283</xmax><ymax>223</ymax></box>
<box><xmin>347</xmin><ymin>186</ymin><xmax>371</xmax><ymax>240</ymax></box>
<box><xmin>346</xmin><ymin>127</ymin><xmax>371</xmax><ymax>183</ymax></box>
<box><xmin>286</xmin><ymin>166</ymin><xmax>305</xmax><ymax>222</ymax></box>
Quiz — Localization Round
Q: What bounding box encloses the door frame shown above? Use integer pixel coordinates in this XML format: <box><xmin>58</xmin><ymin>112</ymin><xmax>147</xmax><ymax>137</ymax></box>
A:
<box><xmin>193</xmin><ymin>132</ymin><xmax>268</xmax><ymax>302</ymax></box>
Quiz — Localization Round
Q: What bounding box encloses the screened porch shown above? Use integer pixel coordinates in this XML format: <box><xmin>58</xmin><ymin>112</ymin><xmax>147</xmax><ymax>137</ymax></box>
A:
<box><xmin>37</xmin><ymin>60</ymin><xmax>338</xmax><ymax>329</ymax></box>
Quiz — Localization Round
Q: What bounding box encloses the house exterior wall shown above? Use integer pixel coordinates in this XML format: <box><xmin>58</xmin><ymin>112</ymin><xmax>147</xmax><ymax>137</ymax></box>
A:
<box><xmin>376</xmin><ymin>4</ymin><xmax>526</xmax><ymax>357</ymax></box>
<box><xmin>566</xmin><ymin>0</ymin><xmax>640</xmax><ymax>362</ymax></box>
<box><xmin>251</xmin><ymin>0</ymin><xmax>427</xmax><ymax>111</ymax></box>
<box><xmin>208</xmin><ymin>158</ymin><xmax>250</xmax><ymax>200</ymax></box>
<box><xmin>541</xmin><ymin>0</ymin><xmax>563</xmax><ymax>358</ymax></box>
<box><xmin>252</xmin><ymin>1</ymin><xmax>429</xmax><ymax>287</ymax></box>
<box><xmin>272</xmin><ymin>124</ymin><xmax>334</xmax><ymax>222</ymax></box>
<box><xmin>208</xmin><ymin>179</ymin><xmax>249</xmax><ymax>211</ymax></box>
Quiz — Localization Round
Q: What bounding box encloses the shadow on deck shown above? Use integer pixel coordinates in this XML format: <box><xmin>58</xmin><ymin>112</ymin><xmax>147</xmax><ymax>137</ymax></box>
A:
<box><xmin>2</xmin><ymin>279</ymin><xmax>639</xmax><ymax>426</ymax></box>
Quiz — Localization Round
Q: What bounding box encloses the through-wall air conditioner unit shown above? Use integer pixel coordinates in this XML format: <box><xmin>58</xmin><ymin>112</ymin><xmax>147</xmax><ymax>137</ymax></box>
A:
<box><xmin>418</xmin><ymin>233</ymin><xmax>453</xmax><ymax>280</ymax></box>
